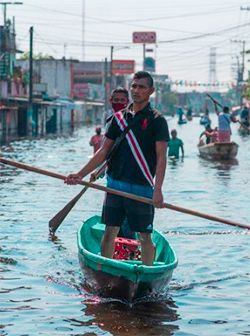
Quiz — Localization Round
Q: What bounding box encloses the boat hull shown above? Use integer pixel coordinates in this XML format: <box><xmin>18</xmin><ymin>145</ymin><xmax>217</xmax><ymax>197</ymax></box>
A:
<box><xmin>78</xmin><ymin>216</ymin><xmax>177</xmax><ymax>303</ymax></box>
<box><xmin>178</xmin><ymin>119</ymin><xmax>187</xmax><ymax>124</ymax></box>
<box><xmin>79</xmin><ymin>256</ymin><xmax>174</xmax><ymax>302</ymax></box>
<box><xmin>198</xmin><ymin>142</ymin><xmax>238</xmax><ymax>160</ymax></box>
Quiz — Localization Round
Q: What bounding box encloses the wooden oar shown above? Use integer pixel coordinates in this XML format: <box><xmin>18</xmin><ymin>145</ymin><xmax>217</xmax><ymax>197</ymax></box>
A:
<box><xmin>206</xmin><ymin>93</ymin><xmax>223</xmax><ymax>108</ymax></box>
<box><xmin>0</xmin><ymin>157</ymin><xmax>249</xmax><ymax>230</ymax></box>
<box><xmin>237</xmin><ymin>120</ymin><xmax>250</xmax><ymax>132</ymax></box>
<box><xmin>48</xmin><ymin>161</ymin><xmax>107</xmax><ymax>234</ymax></box>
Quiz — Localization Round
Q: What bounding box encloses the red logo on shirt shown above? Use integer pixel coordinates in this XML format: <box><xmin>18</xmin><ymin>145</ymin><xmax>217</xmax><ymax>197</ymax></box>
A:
<box><xmin>141</xmin><ymin>118</ymin><xmax>148</xmax><ymax>129</ymax></box>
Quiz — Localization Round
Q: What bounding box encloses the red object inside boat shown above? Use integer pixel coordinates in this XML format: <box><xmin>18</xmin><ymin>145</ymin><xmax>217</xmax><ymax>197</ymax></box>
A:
<box><xmin>113</xmin><ymin>237</ymin><xmax>141</xmax><ymax>260</ymax></box>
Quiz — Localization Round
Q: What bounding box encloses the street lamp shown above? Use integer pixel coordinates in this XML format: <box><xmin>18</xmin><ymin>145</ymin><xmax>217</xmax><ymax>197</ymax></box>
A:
<box><xmin>0</xmin><ymin>2</ymin><xmax>23</xmax><ymax>26</ymax></box>
<box><xmin>110</xmin><ymin>45</ymin><xmax>130</xmax><ymax>90</ymax></box>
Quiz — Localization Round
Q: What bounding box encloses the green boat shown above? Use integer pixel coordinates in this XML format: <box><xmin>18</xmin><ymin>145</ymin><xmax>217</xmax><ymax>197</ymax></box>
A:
<box><xmin>77</xmin><ymin>215</ymin><xmax>178</xmax><ymax>303</ymax></box>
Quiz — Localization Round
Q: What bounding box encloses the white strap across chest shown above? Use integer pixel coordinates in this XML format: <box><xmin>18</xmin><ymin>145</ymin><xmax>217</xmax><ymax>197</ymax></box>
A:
<box><xmin>114</xmin><ymin>111</ymin><xmax>154</xmax><ymax>187</ymax></box>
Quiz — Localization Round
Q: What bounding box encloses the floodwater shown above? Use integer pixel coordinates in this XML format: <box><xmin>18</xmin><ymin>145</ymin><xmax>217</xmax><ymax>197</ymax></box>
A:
<box><xmin>0</xmin><ymin>114</ymin><xmax>249</xmax><ymax>336</ymax></box>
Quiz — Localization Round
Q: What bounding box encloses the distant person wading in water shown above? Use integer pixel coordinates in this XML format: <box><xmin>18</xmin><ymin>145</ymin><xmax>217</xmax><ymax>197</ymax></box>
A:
<box><xmin>89</xmin><ymin>126</ymin><xmax>103</xmax><ymax>153</ymax></box>
<box><xmin>168</xmin><ymin>129</ymin><xmax>184</xmax><ymax>159</ymax></box>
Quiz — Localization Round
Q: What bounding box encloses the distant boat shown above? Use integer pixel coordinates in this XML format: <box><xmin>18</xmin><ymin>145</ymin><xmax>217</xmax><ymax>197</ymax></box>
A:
<box><xmin>178</xmin><ymin>117</ymin><xmax>187</xmax><ymax>125</ymax></box>
<box><xmin>238</xmin><ymin>125</ymin><xmax>250</xmax><ymax>135</ymax></box>
<box><xmin>178</xmin><ymin>119</ymin><xmax>187</xmax><ymax>125</ymax></box>
<box><xmin>198</xmin><ymin>142</ymin><xmax>238</xmax><ymax>160</ymax></box>
<box><xmin>78</xmin><ymin>215</ymin><xmax>178</xmax><ymax>303</ymax></box>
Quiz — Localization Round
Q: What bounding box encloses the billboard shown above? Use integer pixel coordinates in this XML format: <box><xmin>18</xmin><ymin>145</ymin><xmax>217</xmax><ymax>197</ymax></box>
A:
<box><xmin>112</xmin><ymin>60</ymin><xmax>135</xmax><ymax>75</ymax></box>
<box><xmin>133</xmin><ymin>32</ymin><xmax>156</xmax><ymax>44</ymax></box>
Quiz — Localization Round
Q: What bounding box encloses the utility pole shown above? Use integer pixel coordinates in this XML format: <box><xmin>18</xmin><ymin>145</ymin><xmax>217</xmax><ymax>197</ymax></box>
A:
<box><xmin>0</xmin><ymin>2</ymin><xmax>23</xmax><ymax>26</ymax></box>
<box><xmin>82</xmin><ymin>0</ymin><xmax>85</xmax><ymax>61</ymax></box>
<box><xmin>231</xmin><ymin>40</ymin><xmax>246</xmax><ymax>82</ymax></box>
<box><xmin>143</xmin><ymin>43</ymin><xmax>146</xmax><ymax>71</ymax></box>
<box><xmin>110</xmin><ymin>45</ymin><xmax>114</xmax><ymax>91</ymax></box>
<box><xmin>28</xmin><ymin>26</ymin><xmax>33</xmax><ymax>134</ymax></box>
<box><xmin>104</xmin><ymin>57</ymin><xmax>108</xmax><ymax>111</ymax></box>
<box><xmin>109</xmin><ymin>45</ymin><xmax>130</xmax><ymax>91</ymax></box>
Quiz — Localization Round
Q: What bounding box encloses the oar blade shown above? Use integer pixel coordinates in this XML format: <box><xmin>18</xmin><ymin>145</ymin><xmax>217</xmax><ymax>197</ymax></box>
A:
<box><xmin>49</xmin><ymin>187</ymin><xmax>88</xmax><ymax>234</ymax></box>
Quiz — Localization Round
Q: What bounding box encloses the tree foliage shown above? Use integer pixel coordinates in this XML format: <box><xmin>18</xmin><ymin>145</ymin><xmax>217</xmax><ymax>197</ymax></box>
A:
<box><xmin>18</xmin><ymin>52</ymin><xmax>55</xmax><ymax>60</ymax></box>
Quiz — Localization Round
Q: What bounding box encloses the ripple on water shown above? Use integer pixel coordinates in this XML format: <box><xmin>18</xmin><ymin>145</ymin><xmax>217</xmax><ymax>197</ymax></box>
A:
<box><xmin>0</xmin><ymin>120</ymin><xmax>249</xmax><ymax>335</ymax></box>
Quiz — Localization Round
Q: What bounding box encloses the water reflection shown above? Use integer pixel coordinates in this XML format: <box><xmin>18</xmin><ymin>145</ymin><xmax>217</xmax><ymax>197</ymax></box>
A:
<box><xmin>198</xmin><ymin>157</ymin><xmax>238</xmax><ymax>170</ymax></box>
<box><xmin>77</xmin><ymin>298</ymin><xmax>180</xmax><ymax>336</ymax></box>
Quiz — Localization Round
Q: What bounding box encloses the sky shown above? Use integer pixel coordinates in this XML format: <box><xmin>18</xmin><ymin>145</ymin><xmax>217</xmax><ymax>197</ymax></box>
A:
<box><xmin>2</xmin><ymin>0</ymin><xmax>250</xmax><ymax>86</ymax></box>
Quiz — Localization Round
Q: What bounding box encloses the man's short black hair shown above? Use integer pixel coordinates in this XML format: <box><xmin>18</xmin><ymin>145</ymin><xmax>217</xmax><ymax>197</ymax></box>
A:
<box><xmin>223</xmin><ymin>106</ymin><xmax>229</xmax><ymax>113</ymax></box>
<box><xmin>133</xmin><ymin>71</ymin><xmax>154</xmax><ymax>88</ymax></box>
<box><xmin>111</xmin><ymin>87</ymin><xmax>129</xmax><ymax>99</ymax></box>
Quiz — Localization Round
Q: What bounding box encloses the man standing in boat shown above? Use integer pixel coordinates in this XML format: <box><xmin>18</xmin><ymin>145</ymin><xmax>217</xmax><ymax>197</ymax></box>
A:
<box><xmin>214</xmin><ymin>103</ymin><xmax>237</xmax><ymax>143</ymax></box>
<box><xmin>65</xmin><ymin>71</ymin><xmax>170</xmax><ymax>266</ymax></box>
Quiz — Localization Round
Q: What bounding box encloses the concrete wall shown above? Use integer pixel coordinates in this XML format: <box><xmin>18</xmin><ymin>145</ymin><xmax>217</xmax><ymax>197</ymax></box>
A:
<box><xmin>17</xmin><ymin>59</ymin><xmax>73</xmax><ymax>97</ymax></box>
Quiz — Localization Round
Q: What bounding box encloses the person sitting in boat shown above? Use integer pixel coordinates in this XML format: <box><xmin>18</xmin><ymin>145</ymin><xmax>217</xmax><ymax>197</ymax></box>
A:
<box><xmin>215</xmin><ymin>105</ymin><xmax>237</xmax><ymax>143</ymax></box>
<box><xmin>65</xmin><ymin>71</ymin><xmax>170</xmax><ymax>266</ymax></box>
<box><xmin>168</xmin><ymin>129</ymin><xmax>184</xmax><ymax>159</ymax></box>
<box><xmin>211</xmin><ymin>127</ymin><xmax>218</xmax><ymax>142</ymax></box>
<box><xmin>199</xmin><ymin>124</ymin><xmax>218</xmax><ymax>145</ymax></box>
<box><xmin>240</xmin><ymin>105</ymin><xmax>250</xmax><ymax>127</ymax></box>
<box><xmin>89</xmin><ymin>126</ymin><xmax>103</xmax><ymax>154</ymax></box>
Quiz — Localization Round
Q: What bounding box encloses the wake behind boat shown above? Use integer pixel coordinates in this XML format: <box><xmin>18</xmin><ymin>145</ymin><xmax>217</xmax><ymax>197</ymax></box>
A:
<box><xmin>77</xmin><ymin>215</ymin><xmax>178</xmax><ymax>303</ymax></box>
<box><xmin>198</xmin><ymin>141</ymin><xmax>238</xmax><ymax>160</ymax></box>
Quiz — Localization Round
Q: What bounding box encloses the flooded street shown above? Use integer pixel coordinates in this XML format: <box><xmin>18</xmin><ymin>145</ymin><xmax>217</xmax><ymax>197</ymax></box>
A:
<box><xmin>0</xmin><ymin>115</ymin><xmax>249</xmax><ymax>336</ymax></box>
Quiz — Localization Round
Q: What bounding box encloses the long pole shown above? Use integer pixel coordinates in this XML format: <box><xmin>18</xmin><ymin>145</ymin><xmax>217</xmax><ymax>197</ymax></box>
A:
<box><xmin>0</xmin><ymin>158</ymin><xmax>249</xmax><ymax>230</ymax></box>
<box><xmin>143</xmin><ymin>43</ymin><xmax>146</xmax><ymax>70</ymax></box>
<box><xmin>82</xmin><ymin>0</ymin><xmax>85</xmax><ymax>61</ymax></box>
<box><xmin>104</xmin><ymin>57</ymin><xmax>108</xmax><ymax>110</ymax></box>
<box><xmin>29</xmin><ymin>26</ymin><xmax>33</xmax><ymax>106</ymax></box>
<box><xmin>242</xmin><ymin>40</ymin><xmax>245</xmax><ymax>81</ymax></box>
<box><xmin>28</xmin><ymin>26</ymin><xmax>33</xmax><ymax>134</ymax></box>
<box><xmin>110</xmin><ymin>45</ymin><xmax>114</xmax><ymax>91</ymax></box>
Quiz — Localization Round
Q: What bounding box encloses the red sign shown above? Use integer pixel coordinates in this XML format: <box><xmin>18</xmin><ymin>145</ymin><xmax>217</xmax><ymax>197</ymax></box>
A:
<box><xmin>112</xmin><ymin>60</ymin><xmax>135</xmax><ymax>75</ymax></box>
<box><xmin>70</xmin><ymin>63</ymin><xmax>103</xmax><ymax>98</ymax></box>
<box><xmin>133</xmin><ymin>32</ymin><xmax>156</xmax><ymax>44</ymax></box>
<box><xmin>72</xmin><ymin>83</ymin><xmax>89</xmax><ymax>98</ymax></box>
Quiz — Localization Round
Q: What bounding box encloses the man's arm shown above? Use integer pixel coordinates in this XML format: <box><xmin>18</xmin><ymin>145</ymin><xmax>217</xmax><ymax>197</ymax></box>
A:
<box><xmin>230</xmin><ymin>113</ymin><xmax>237</xmax><ymax>123</ymax></box>
<box><xmin>153</xmin><ymin>141</ymin><xmax>167</xmax><ymax>208</ymax></box>
<box><xmin>65</xmin><ymin>137</ymin><xmax>114</xmax><ymax>184</ymax></box>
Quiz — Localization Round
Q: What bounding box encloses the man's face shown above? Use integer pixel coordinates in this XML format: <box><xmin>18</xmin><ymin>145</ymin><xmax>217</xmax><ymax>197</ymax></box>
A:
<box><xmin>130</xmin><ymin>78</ymin><xmax>154</xmax><ymax>104</ymax></box>
<box><xmin>171</xmin><ymin>131</ymin><xmax>177</xmax><ymax>138</ymax></box>
<box><xmin>110</xmin><ymin>92</ymin><xmax>129</xmax><ymax>112</ymax></box>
